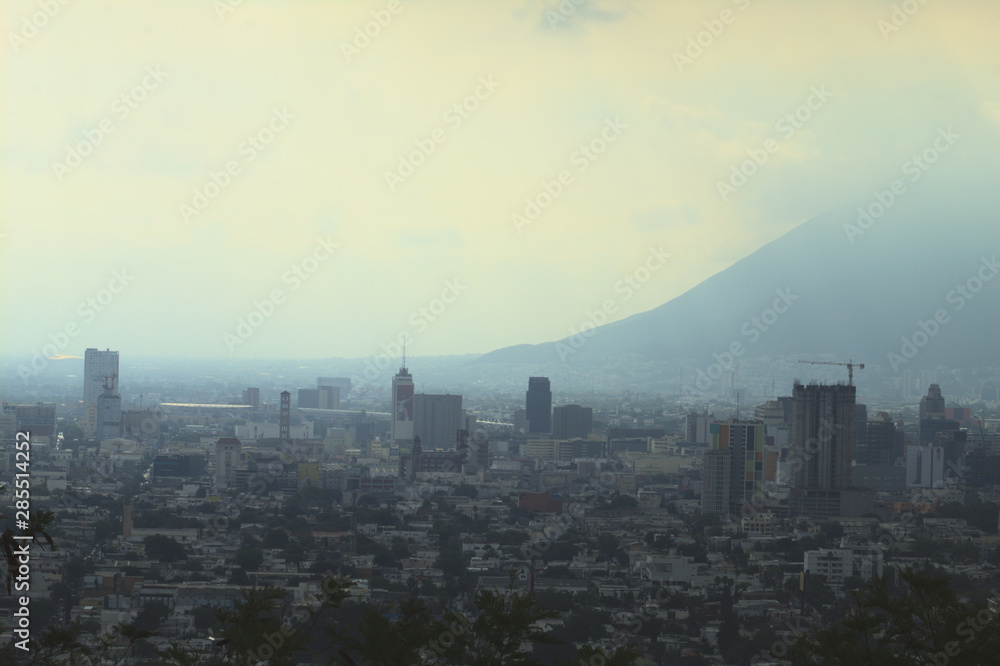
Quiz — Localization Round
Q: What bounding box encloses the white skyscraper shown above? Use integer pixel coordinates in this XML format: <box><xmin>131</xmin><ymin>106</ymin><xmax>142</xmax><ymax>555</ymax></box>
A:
<box><xmin>84</xmin><ymin>348</ymin><xmax>118</xmax><ymax>436</ymax></box>
<box><xmin>391</xmin><ymin>361</ymin><xmax>414</xmax><ymax>450</ymax></box>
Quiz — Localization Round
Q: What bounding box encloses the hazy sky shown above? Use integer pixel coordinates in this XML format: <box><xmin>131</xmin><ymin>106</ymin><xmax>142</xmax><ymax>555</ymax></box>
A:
<box><xmin>2</xmin><ymin>0</ymin><xmax>997</xmax><ymax>361</ymax></box>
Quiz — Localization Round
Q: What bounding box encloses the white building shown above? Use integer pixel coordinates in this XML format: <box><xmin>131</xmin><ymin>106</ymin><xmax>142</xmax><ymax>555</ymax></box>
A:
<box><xmin>84</xmin><ymin>348</ymin><xmax>118</xmax><ymax>435</ymax></box>
<box><xmin>906</xmin><ymin>445</ymin><xmax>944</xmax><ymax>488</ymax></box>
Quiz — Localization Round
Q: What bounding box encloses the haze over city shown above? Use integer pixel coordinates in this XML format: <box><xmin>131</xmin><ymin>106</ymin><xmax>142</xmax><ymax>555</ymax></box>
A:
<box><xmin>2</xmin><ymin>2</ymin><xmax>1000</xmax><ymax>665</ymax></box>
<box><xmin>2</xmin><ymin>0</ymin><xmax>998</xmax><ymax>362</ymax></box>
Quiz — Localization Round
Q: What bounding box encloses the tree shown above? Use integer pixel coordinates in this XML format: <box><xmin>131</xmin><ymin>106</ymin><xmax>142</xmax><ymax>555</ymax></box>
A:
<box><xmin>143</xmin><ymin>534</ymin><xmax>187</xmax><ymax>562</ymax></box>
<box><xmin>282</xmin><ymin>542</ymin><xmax>305</xmax><ymax>572</ymax></box>
<box><xmin>263</xmin><ymin>528</ymin><xmax>290</xmax><ymax>549</ymax></box>
<box><xmin>192</xmin><ymin>604</ymin><xmax>221</xmax><ymax>632</ymax></box>
<box><xmin>786</xmin><ymin>568</ymin><xmax>1000</xmax><ymax>665</ymax></box>
<box><xmin>446</xmin><ymin>576</ymin><xmax>562</xmax><ymax>666</ymax></box>
<box><xmin>233</xmin><ymin>545</ymin><xmax>263</xmax><ymax>571</ymax></box>
<box><xmin>454</xmin><ymin>483</ymin><xmax>479</xmax><ymax>498</ymax></box>
<box><xmin>135</xmin><ymin>600</ymin><xmax>171</xmax><ymax>631</ymax></box>
<box><xmin>339</xmin><ymin>598</ymin><xmax>447</xmax><ymax>665</ymax></box>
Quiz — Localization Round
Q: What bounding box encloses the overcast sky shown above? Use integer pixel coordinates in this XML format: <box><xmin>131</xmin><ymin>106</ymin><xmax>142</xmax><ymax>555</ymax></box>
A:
<box><xmin>1</xmin><ymin>0</ymin><xmax>997</xmax><ymax>361</ymax></box>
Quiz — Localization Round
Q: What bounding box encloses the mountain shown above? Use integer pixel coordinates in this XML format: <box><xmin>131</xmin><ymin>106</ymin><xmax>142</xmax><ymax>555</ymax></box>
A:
<box><xmin>478</xmin><ymin>174</ymin><xmax>1000</xmax><ymax>376</ymax></box>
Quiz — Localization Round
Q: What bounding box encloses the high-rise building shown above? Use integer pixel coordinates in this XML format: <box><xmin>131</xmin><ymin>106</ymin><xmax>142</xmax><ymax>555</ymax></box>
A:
<box><xmin>5</xmin><ymin>403</ymin><xmax>57</xmax><ymax>441</ymax></box>
<box><xmin>854</xmin><ymin>410</ymin><xmax>899</xmax><ymax>466</ymax></box>
<box><xmin>685</xmin><ymin>412</ymin><xmax>713</xmax><ymax>444</ymax></box>
<box><xmin>906</xmin><ymin>445</ymin><xmax>945</xmax><ymax>488</ymax></box>
<box><xmin>552</xmin><ymin>404</ymin><xmax>593</xmax><ymax>439</ymax></box>
<box><xmin>84</xmin><ymin>348</ymin><xmax>118</xmax><ymax>435</ymax></box>
<box><xmin>919</xmin><ymin>384</ymin><xmax>946</xmax><ymax>420</ymax></box>
<box><xmin>318</xmin><ymin>377</ymin><xmax>352</xmax><ymax>396</ymax></box>
<box><xmin>96</xmin><ymin>379</ymin><xmax>122</xmax><ymax>440</ymax></box>
<box><xmin>701</xmin><ymin>421</ymin><xmax>765</xmax><ymax>516</ymax></box>
<box><xmin>317</xmin><ymin>385</ymin><xmax>340</xmax><ymax>410</ymax></box>
<box><xmin>215</xmin><ymin>437</ymin><xmax>241</xmax><ymax>490</ymax></box>
<box><xmin>525</xmin><ymin>377</ymin><xmax>552</xmax><ymax>434</ymax></box>
<box><xmin>279</xmin><ymin>391</ymin><xmax>291</xmax><ymax>440</ymax></box>
<box><xmin>413</xmin><ymin>393</ymin><xmax>463</xmax><ymax>449</ymax></box>
<box><xmin>242</xmin><ymin>387</ymin><xmax>260</xmax><ymax>410</ymax></box>
<box><xmin>298</xmin><ymin>388</ymin><xmax>319</xmax><ymax>409</ymax></box>
<box><xmin>702</xmin><ymin>449</ymin><xmax>732</xmax><ymax>516</ymax></box>
<box><xmin>298</xmin><ymin>386</ymin><xmax>339</xmax><ymax>410</ymax></box>
<box><xmin>790</xmin><ymin>383</ymin><xmax>858</xmax><ymax>517</ymax></box>
<box><xmin>391</xmin><ymin>362</ymin><xmax>415</xmax><ymax>448</ymax></box>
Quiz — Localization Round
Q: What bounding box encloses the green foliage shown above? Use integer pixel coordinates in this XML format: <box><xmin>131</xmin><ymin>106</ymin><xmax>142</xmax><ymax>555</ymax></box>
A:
<box><xmin>233</xmin><ymin>545</ymin><xmax>263</xmax><ymax>571</ymax></box>
<box><xmin>143</xmin><ymin>534</ymin><xmax>187</xmax><ymax>562</ymax></box>
<box><xmin>454</xmin><ymin>483</ymin><xmax>479</xmax><ymax>498</ymax></box>
<box><xmin>786</xmin><ymin>568</ymin><xmax>1000</xmax><ymax>665</ymax></box>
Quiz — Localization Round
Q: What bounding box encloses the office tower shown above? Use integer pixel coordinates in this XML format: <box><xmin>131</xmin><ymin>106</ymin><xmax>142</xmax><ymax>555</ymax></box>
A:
<box><xmin>685</xmin><ymin>412</ymin><xmax>712</xmax><ymax>444</ymax></box>
<box><xmin>317</xmin><ymin>385</ymin><xmax>339</xmax><ymax>410</ymax></box>
<box><xmin>906</xmin><ymin>445</ymin><xmax>945</xmax><ymax>488</ymax></box>
<box><xmin>5</xmin><ymin>402</ymin><xmax>57</xmax><ymax>441</ymax></box>
<box><xmin>391</xmin><ymin>362</ymin><xmax>414</xmax><ymax>448</ymax></box>
<box><xmin>854</xmin><ymin>413</ymin><xmax>898</xmax><ymax>466</ymax></box>
<box><xmin>298</xmin><ymin>388</ymin><xmax>320</xmax><ymax>409</ymax></box>
<box><xmin>702</xmin><ymin>449</ymin><xmax>732</xmax><ymax>516</ymax></box>
<box><xmin>525</xmin><ymin>377</ymin><xmax>552</xmax><ymax>434</ymax></box>
<box><xmin>919</xmin><ymin>384</ymin><xmax>946</xmax><ymax>420</ymax></box>
<box><xmin>790</xmin><ymin>382</ymin><xmax>858</xmax><ymax>517</ymax></box>
<box><xmin>215</xmin><ymin>438</ymin><xmax>241</xmax><ymax>490</ymax></box>
<box><xmin>242</xmin><ymin>387</ymin><xmax>260</xmax><ymax>410</ymax></box>
<box><xmin>279</xmin><ymin>391</ymin><xmax>290</xmax><ymax>440</ymax></box>
<box><xmin>318</xmin><ymin>377</ymin><xmax>352</xmax><ymax>396</ymax></box>
<box><xmin>552</xmin><ymin>405</ymin><xmax>593</xmax><ymax>439</ymax></box>
<box><xmin>84</xmin><ymin>348</ymin><xmax>118</xmax><ymax>435</ymax></box>
<box><xmin>96</xmin><ymin>379</ymin><xmax>122</xmax><ymax>440</ymax></box>
<box><xmin>702</xmin><ymin>421</ymin><xmax>765</xmax><ymax>516</ymax></box>
<box><xmin>413</xmin><ymin>394</ymin><xmax>463</xmax><ymax>449</ymax></box>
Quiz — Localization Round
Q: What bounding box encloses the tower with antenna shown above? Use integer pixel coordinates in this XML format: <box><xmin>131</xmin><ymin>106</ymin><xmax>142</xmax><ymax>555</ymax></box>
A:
<box><xmin>391</xmin><ymin>349</ymin><xmax>414</xmax><ymax>451</ymax></box>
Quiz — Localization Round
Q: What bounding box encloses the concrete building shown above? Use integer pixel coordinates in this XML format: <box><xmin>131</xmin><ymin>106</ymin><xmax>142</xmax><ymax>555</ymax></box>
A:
<box><xmin>241</xmin><ymin>387</ymin><xmax>260</xmax><ymax>410</ymax></box>
<box><xmin>84</xmin><ymin>348</ymin><xmax>118</xmax><ymax>435</ymax></box>
<box><xmin>685</xmin><ymin>412</ymin><xmax>713</xmax><ymax>444</ymax></box>
<box><xmin>525</xmin><ymin>377</ymin><xmax>552</xmax><ymax>434</ymax></box>
<box><xmin>905</xmin><ymin>445</ymin><xmax>945</xmax><ymax>488</ymax></box>
<box><xmin>215</xmin><ymin>438</ymin><xmax>241</xmax><ymax>490</ymax></box>
<box><xmin>700</xmin><ymin>421</ymin><xmax>765</xmax><ymax>516</ymax></box>
<box><xmin>701</xmin><ymin>449</ymin><xmax>731</xmax><ymax>516</ymax></box>
<box><xmin>391</xmin><ymin>363</ymin><xmax>414</xmax><ymax>449</ymax></box>
<box><xmin>96</xmin><ymin>382</ymin><xmax>122</xmax><ymax>440</ymax></box>
<box><xmin>552</xmin><ymin>404</ymin><xmax>593</xmax><ymax>440</ymax></box>
<box><xmin>790</xmin><ymin>383</ymin><xmax>859</xmax><ymax>518</ymax></box>
<box><xmin>413</xmin><ymin>393</ymin><xmax>463</xmax><ymax>450</ymax></box>
<box><xmin>919</xmin><ymin>384</ymin><xmax>946</xmax><ymax>420</ymax></box>
<box><xmin>804</xmin><ymin>546</ymin><xmax>883</xmax><ymax>588</ymax></box>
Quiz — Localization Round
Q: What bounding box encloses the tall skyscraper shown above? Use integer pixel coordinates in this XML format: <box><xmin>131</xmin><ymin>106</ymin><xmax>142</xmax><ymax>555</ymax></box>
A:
<box><xmin>391</xmin><ymin>361</ymin><xmax>414</xmax><ymax>449</ymax></box>
<box><xmin>279</xmin><ymin>391</ymin><xmax>291</xmax><ymax>440</ymax></box>
<box><xmin>525</xmin><ymin>377</ymin><xmax>552</xmax><ymax>434</ymax></box>
<box><xmin>701</xmin><ymin>421</ymin><xmax>765</xmax><ymax>516</ymax></box>
<box><xmin>215</xmin><ymin>438</ymin><xmax>241</xmax><ymax>490</ymax></box>
<box><xmin>318</xmin><ymin>377</ymin><xmax>352</xmax><ymax>396</ymax></box>
<box><xmin>790</xmin><ymin>383</ymin><xmax>857</xmax><ymax>517</ymax></box>
<box><xmin>242</xmin><ymin>387</ymin><xmax>260</xmax><ymax>410</ymax></box>
<box><xmin>413</xmin><ymin>393</ymin><xmax>463</xmax><ymax>449</ymax></box>
<box><xmin>919</xmin><ymin>384</ymin><xmax>946</xmax><ymax>420</ymax></box>
<box><xmin>96</xmin><ymin>379</ymin><xmax>122</xmax><ymax>440</ymax></box>
<box><xmin>552</xmin><ymin>404</ymin><xmax>593</xmax><ymax>439</ymax></box>
<box><xmin>83</xmin><ymin>348</ymin><xmax>118</xmax><ymax>436</ymax></box>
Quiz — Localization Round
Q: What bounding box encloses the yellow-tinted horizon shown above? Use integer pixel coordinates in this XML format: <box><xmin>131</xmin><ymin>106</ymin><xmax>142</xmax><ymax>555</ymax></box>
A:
<box><xmin>1</xmin><ymin>0</ymin><xmax>997</xmax><ymax>359</ymax></box>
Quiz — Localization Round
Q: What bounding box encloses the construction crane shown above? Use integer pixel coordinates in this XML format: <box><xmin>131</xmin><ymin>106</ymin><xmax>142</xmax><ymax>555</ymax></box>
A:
<box><xmin>798</xmin><ymin>359</ymin><xmax>865</xmax><ymax>385</ymax></box>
